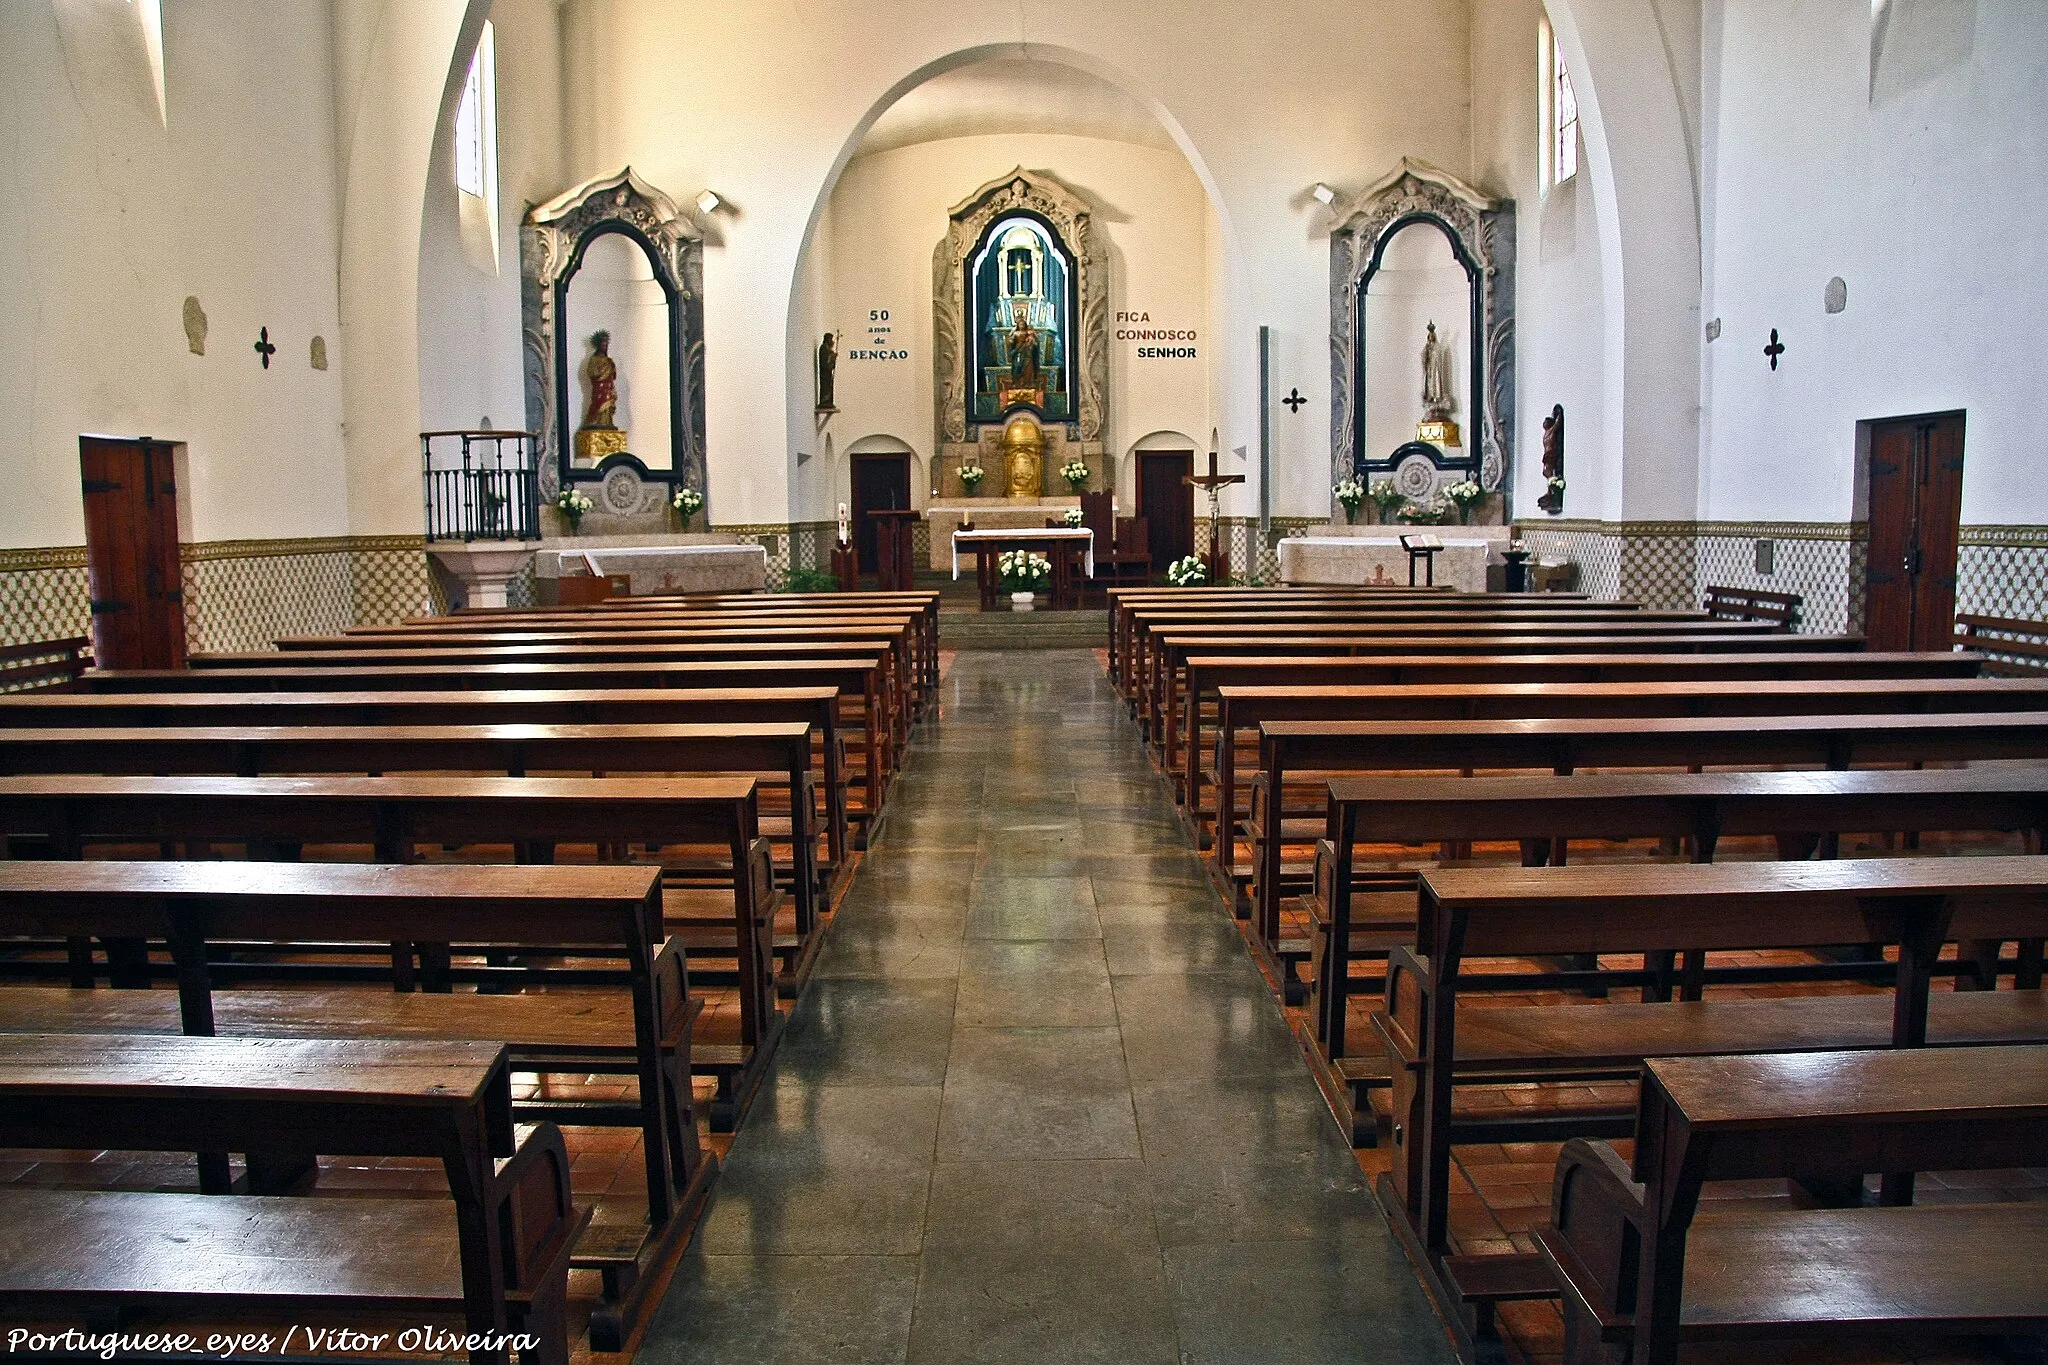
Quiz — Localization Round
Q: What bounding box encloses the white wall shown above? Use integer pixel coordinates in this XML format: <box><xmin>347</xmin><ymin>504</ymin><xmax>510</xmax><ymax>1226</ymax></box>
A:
<box><xmin>1699</xmin><ymin>0</ymin><xmax>2048</xmax><ymax>526</ymax></box>
<box><xmin>0</xmin><ymin>0</ymin><xmax>347</xmax><ymax>548</ymax></box>
<box><xmin>805</xmin><ymin>132</ymin><xmax>1215</xmax><ymax>520</ymax></box>
<box><xmin>549</xmin><ymin>0</ymin><xmax>1474</xmax><ymax>528</ymax></box>
<box><xmin>416</xmin><ymin>0</ymin><xmax>561</xmax><ymax>437</ymax></box>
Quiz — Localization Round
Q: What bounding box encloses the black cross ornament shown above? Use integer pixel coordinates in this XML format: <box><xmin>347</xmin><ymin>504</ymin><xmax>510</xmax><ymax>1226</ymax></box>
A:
<box><xmin>254</xmin><ymin>327</ymin><xmax>277</xmax><ymax>369</ymax></box>
<box><xmin>1764</xmin><ymin>328</ymin><xmax>1785</xmax><ymax>371</ymax></box>
<box><xmin>1281</xmin><ymin>388</ymin><xmax>1307</xmax><ymax>413</ymax></box>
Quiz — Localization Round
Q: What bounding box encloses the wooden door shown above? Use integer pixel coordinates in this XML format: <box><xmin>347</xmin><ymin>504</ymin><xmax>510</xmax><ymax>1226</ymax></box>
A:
<box><xmin>1864</xmin><ymin>411</ymin><xmax>1965</xmax><ymax>651</ymax></box>
<box><xmin>1138</xmin><ymin>450</ymin><xmax>1194</xmax><ymax>576</ymax></box>
<box><xmin>850</xmin><ymin>454</ymin><xmax>911</xmax><ymax>575</ymax></box>
<box><xmin>79</xmin><ymin>435</ymin><xmax>188</xmax><ymax>669</ymax></box>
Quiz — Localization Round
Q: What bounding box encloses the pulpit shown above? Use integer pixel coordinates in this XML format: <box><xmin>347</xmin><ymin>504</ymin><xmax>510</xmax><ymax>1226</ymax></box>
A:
<box><xmin>869</xmin><ymin>509</ymin><xmax>919</xmax><ymax>590</ymax></box>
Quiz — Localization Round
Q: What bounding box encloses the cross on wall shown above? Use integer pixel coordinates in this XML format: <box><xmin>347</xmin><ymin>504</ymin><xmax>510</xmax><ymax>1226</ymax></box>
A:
<box><xmin>1282</xmin><ymin>388</ymin><xmax>1307</xmax><ymax>413</ymax></box>
<box><xmin>253</xmin><ymin>327</ymin><xmax>277</xmax><ymax>369</ymax></box>
<box><xmin>1764</xmin><ymin>328</ymin><xmax>1785</xmax><ymax>371</ymax></box>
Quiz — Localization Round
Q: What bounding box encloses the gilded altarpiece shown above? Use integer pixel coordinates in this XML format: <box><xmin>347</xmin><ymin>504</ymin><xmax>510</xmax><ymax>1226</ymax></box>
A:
<box><xmin>932</xmin><ymin>169</ymin><xmax>1109</xmax><ymax>496</ymax></box>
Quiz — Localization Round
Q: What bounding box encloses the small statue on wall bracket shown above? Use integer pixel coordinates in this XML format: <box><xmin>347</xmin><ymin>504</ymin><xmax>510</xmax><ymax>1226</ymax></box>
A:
<box><xmin>1538</xmin><ymin>403</ymin><xmax>1565</xmax><ymax>514</ymax></box>
<box><xmin>816</xmin><ymin>332</ymin><xmax>837</xmax><ymax>411</ymax></box>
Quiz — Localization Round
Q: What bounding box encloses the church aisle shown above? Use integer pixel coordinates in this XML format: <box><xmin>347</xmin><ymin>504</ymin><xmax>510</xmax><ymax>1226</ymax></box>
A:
<box><xmin>640</xmin><ymin>649</ymin><xmax>1453</xmax><ymax>1364</ymax></box>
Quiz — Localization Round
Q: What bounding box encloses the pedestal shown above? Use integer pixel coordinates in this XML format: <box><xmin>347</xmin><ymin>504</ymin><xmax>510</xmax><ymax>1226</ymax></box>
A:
<box><xmin>427</xmin><ymin>545</ymin><xmax>541</xmax><ymax>610</ymax></box>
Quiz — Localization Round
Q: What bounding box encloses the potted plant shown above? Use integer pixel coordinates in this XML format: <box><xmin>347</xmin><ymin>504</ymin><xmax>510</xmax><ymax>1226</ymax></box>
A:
<box><xmin>1332</xmin><ymin>477</ymin><xmax>1366</xmax><ymax>525</ymax></box>
<box><xmin>1541</xmin><ymin>475</ymin><xmax>1566</xmax><ymax>514</ymax></box>
<box><xmin>1444</xmin><ymin>478</ymin><xmax>1484</xmax><ymax>525</ymax></box>
<box><xmin>555</xmin><ymin>486</ymin><xmax>595</xmax><ymax>534</ymax></box>
<box><xmin>1165</xmin><ymin>554</ymin><xmax>1209</xmax><ymax>587</ymax></box>
<box><xmin>959</xmin><ymin>464</ymin><xmax>986</xmax><ymax>496</ymax></box>
<box><xmin>1369</xmin><ymin>478</ymin><xmax>1404</xmax><ymax>524</ymax></box>
<box><xmin>1062</xmin><ymin>507</ymin><xmax>1084</xmax><ymax>527</ymax></box>
<box><xmin>997</xmin><ymin>549</ymin><xmax>1051</xmax><ymax>610</ymax></box>
<box><xmin>1060</xmin><ymin>458</ymin><xmax>1090</xmax><ymax>493</ymax></box>
<box><xmin>670</xmin><ymin>485</ymin><xmax>704</xmax><ymax>529</ymax></box>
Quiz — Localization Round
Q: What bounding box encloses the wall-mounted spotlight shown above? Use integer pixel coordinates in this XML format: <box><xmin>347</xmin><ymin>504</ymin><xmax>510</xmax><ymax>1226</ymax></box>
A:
<box><xmin>696</xmin><ymin>190</ymin><xmax>724</xmax><ymax>216</ymax></box>
<box><xmin>1311</xmin><ymin>183</ymin><xmax>1338</xmax><ymax>207</ymax></box>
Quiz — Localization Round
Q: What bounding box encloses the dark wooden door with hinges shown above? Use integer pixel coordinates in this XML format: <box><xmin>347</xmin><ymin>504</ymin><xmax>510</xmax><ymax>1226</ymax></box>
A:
<box><xmin>1863</xmin><ymin>411</ymin><xmax>1965</xmax><ymax>651</ymax></box>
<box><xmin>79</xmin><ymin>435</ymin><xmax>187</xmax><ymax>669</ymax></box>
<box><xmin>1138</xmin><ymin>450</ymin><xmax>1194</xmax><ymax>577</ymax></box>
<box><xmin>850</xmin><ymin>453</ymin><xmax>911</xmax><ymax>576</ymax></box>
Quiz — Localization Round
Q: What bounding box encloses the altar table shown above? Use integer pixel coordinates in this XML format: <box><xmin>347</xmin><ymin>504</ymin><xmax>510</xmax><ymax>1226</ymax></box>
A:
<box><xmin>1277</xmin><ymin>535</ymin><xmax>1492</xmax><ymax>593</ymax></box>
<box><xmin>541</xmin><ymin>542</ymin><xmax>768</xmax><ymax>596</ymax></box>
<box><xmin>951</xmin><ymin>528</ymin><xmax>1095</xmax><ymax>611</ymax></box>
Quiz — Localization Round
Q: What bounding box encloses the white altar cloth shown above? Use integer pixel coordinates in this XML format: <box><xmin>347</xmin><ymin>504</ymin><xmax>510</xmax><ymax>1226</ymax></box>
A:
<box><xmin>540</xmin><ymin>542</ymin><xmax>768</xmax><ymax>595</ymax></box>
<box><xmin>950</xmin><ymin>527</ymin><xmax>1095</xmax><ymax>579</ymax></box>
<box><xmin>925</xmin><ymin>502</ymin><xmax>1085</xmax><ymax>570</ymax></box>
<box><xmin>1277</xmin><ymin>535</ymin><xmax>1492</xmax><ymax>593</ymax></box>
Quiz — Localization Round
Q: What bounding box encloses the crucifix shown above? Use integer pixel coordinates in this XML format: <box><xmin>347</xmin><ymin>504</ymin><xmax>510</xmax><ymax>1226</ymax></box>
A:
<box><xmin>1764</xmin><ymin>328</ymin><xmax>1785</xmax><ymax>371</ymax></box>
<box><xmin>1185</xmin><ymin>433</ymin><xmax>1245</xmax><ymax>583</ymax></box>
<box><xmin>253</xmin><ymin>327</ymin><xmax>277</xmax><ymax>369</ymax></box>
<box><xmin>1281</xmin><ymin>387</ymin><xmax>1307</xmax><ymax>413</ymax></box>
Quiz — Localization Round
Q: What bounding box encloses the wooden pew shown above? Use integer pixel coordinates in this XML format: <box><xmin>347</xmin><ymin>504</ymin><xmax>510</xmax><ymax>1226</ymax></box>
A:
<box><xmin>0</xmin><ymin>860</ymin><xmax>701</xmax><ymax>1348</ymax></box>
<box><xmin>0</xmin><ymin>773</ymin><xmax>780</xmax><ymax>1133</ymax></box>
<box><xmin>1252</xmin><ymin>709</ymin><xmax>2048</xmax><ymax>960</ymax></box>
<box><xmin>1142</xmin><ymin>626</ymin><xmax>1837</xmax><ymax>767</ymax></box>
<box><xmin>1207</xmin><ymin>674</ymin><xmax>2047</xmax><ymax>903</ymax></box>
<box><xmin>1130</xmin><ymin>612</ymin><xmax>1746</xmax><ymax>732</ymax></box>
<box><xmin>1381</xmin><ymin>857</ymin><xmax>2048</xmax><ymax>1301</ymax></box>
<box><xmin>1103</xmin><ymin>586</ymin><xmax>1560</xmax><ymax>689</ymax></box>
<box><xmin>0</xmin><ymin>1032</ymin><xmax>578</xmax><ymax>1364</ymax></box>
<box><xmin>69</xmin><ymin>658</ymin><xmax>899</xmax><ymax>844</ymax></box>
<box><xmin>1956</xmin><ymin>611</ymin><xmax>2048</xmax><ymax>676</ymax></box>
<box><xmin>0</xmin><ymin>685</ymin><xmax>852</xmax><ymax>883</ymax></box>
<box><xmin>188</xmin><ymin>637</ymin><xmax>912</xmax><ymax>779</ymax></box>
<box><xmin>0</xmin><ymin>721</ymin><xmax>822</xmax><ymax>948</ymax></box>
<box><xmin>1540</xmin><ymin>1047</ymin><xmax>2048</xmax><ymax>1365</ymax></box>
<box><xmin>1315</xmin><ymin>765</ymin><xmax>2048</xmax><ymax>1063</ymax></box>
<box><xmin>0</xmin><ymin>637</ymin><xmax>91</xmax><ymax>693</ymax></box>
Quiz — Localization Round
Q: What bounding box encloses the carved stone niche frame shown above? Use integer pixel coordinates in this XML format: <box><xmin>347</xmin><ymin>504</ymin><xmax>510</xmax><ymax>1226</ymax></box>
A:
<box><xmin>932</xmin><ymin>167</ymin><xmax>1109</xmax><ymax>450</ymax></box>
<box><xmin>1329</xmin><ymin>158</ymin><xmax>1516</xmax><ymax>501</ymax></box>
<box><xmin>523</xmin><ymin>167</ymin><xmax>707</xmax><ymax>514</ymax></box>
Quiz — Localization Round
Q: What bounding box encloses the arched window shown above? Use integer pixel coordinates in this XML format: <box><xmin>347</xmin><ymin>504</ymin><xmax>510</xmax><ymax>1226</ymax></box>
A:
<box><xmin>453</xmin><ymin>22</ymin><xmax>500</xmax><ymax>271</ymax></box>
<box><xmin>1539</xmin><ymin>14</ymin><xmax>1579</xmax><ymax>189</ymax></box>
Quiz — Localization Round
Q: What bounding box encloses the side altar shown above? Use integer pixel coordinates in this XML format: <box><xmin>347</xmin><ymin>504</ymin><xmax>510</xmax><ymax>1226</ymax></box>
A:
<box><xmin>429</xmin><ymin>532</ymin><xmax>765</xmax><ymax>608</ymax></box>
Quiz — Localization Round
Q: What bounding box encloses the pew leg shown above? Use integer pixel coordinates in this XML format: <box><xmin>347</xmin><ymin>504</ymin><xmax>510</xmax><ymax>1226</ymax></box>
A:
<box><xmin>1958</xmin><ymin>938</ymin><xmax>2006</xmax><ymax>990</ymax></box>
<box><xmin>242</xmin><ymin>1151</ymin><xmax>319</xmax><ymax>1195</ymax></box>
<box><xmin>103</xmin><ymin>935</ymin><xmax>151</xmax><ymax>989</ymax></box>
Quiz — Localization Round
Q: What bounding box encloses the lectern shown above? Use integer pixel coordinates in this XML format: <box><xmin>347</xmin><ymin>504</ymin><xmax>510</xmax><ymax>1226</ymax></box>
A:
<box><xmin>869</xmin><ymin>509</ymin><xmax>920</xmax><ymax>590</ymax></box>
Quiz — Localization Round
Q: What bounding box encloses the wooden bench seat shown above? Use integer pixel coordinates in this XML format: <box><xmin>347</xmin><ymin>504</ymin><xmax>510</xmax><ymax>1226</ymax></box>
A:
<box><xmin>0</xmin><ymin>685</ymin><xmax>853</xmax><ymax>877</ymax></box>
<box><xmin>1538</xmin><ymin>1047</ymin><xmax>2048</xmax><ymax>1365</ymax></box>
<box><xmin>1199</xmin><ymin>673</ymin><xmax>2042</xmax><ymax>865</ymax></box>
<box><xmin>73</xmin><ymin>656</ymin><xmax>901</xmax><ymax>842</ymax></box>
<box><xmin>1382</xmin><ymin>856</ymin><xmax>2048</xmax><ymax>1281</ymax></box>
<box><xmin>0</xmin><ymin>1032</ymin><xmax>574</xmax><ymax>1365</ymax></box>
<box><xmin>1254</xmin><ymin>709</ymin><xmax>2048</xmax><ymax>958</ymax></box>
<box><xmin>0</xmin><ymin>773</ymin><xmax>783</xmax><ymax>1135</ymax></box>
<box><xmin>0</xmin><ymin>720</ymin><xmax>824</xmax><ymax>941</ymax></box>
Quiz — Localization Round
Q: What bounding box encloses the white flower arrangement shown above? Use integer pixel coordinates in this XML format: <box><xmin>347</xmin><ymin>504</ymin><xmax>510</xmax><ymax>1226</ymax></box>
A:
<box><xmin>1444</xmin><ymin>479</ymin><xmax>1483</xmax><ymax>509</ymax></box>
<box><xmin>671</xmin><ymin>486</ymin><xmax>704</xmax><ymax>517</ymax></box>
<box><xmin>1546</xmin><ymin>476</ymin><xmax>1567</xmax><ymax>494</ymax></box>
<box><xmin>997</xmin><ymin>549</ymin><xmax>1052</xmax><ymax>591</ymax></box>
<box><xmin>1369</xmin><ymin>478</ymin><xmax>1405</xmax><ymax>516</ymax></box>
<box><xmin>958</xmin><ymin>464</ymin><xmax>987</xmax><ymax>491</ymax></box>
<box><xmin>1399</xmin><ymin>496</ymin><xmax>1452</xmax><ymax>525</ymax></box>
<box><xmin>1062</xmin><ymin>507</ymin><xmax>1084</xmax><ymax>527</ymax></box>
<box><xmin>1060</xmin><ymin>459</ymin><xmax>1091</xmax><ymax>487</ymax></box>
<box><xmin>1166</xmin><ymin>554</ymin><xmax>1209</xmax><ymax>587</ymax></box>
<box><xmin>555</xmin><ymin>487</ymin><xmax>595</xmax><ymax>529</ymax></box>
<box><xmin>1332</xmin><ymin>477</ymin><xmax>1366</xmax><ymax>511</ymax></box>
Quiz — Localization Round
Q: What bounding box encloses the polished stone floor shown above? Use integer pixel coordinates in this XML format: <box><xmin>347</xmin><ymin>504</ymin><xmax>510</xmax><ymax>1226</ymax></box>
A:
<box><xmin>641</xmin><ymin>650</ymin><xmax>1454</xmax><ymax>1363</ymax></box>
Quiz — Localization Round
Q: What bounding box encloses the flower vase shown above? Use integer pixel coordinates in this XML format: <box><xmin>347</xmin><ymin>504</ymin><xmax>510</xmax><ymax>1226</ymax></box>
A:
<box><xmin>1341</xmin><ymin>505</ymin><xmax>1358</xmax><ymax>526</ymax></box>
<box><xmin>1011</xmin><ymin>591</ymin><xmax>1035</xmax><ymax>613</ymax></box>
<box><xmin>1455</xmin><ymin>506</ymin><xmax>1471</xmax><ymax>526</ymax></box>
<box><xmin>563</xmin><ymin>515</ymin><xmax>582</xmax><ymax>535</ymax></box>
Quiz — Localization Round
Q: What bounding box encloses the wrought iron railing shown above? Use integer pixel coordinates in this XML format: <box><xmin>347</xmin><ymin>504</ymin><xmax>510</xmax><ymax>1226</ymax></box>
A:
<box><xmin>421</xmin><ymin>430</ymin><xmax>541</xmax><ymax>543</ymax></box>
